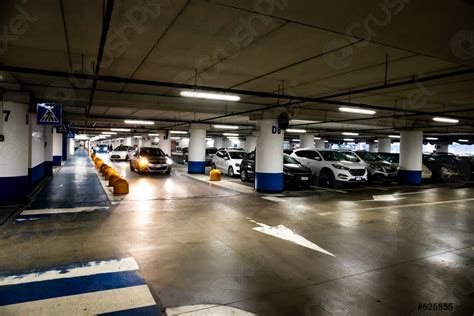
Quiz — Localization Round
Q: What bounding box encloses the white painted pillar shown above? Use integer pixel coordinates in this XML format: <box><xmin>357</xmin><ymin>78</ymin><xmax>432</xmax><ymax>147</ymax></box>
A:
<box><xmin>0</xmin><ymin>91</ymin><xmax>29</xmax><ymax>204</ymax></box>
<box><xmin>399</xmin><ymin>131</ymin><xmax>423</xmax><ymax>184</ymax></box>
<box><xmin>124</xmin><ymin>137</ymin><xmax>132</xmax><ymax>146</ymax></box>
<box><xmin>52</xmin><ymin>128</ymin><xmax>63</xmax><ymax>166</ymax></box>
<box><xmin>255</xmin><ymin>119</ymin><xmax>284</xmax><ymax>192</ymax></box>
<box><xmin>378</xmin><ymin>138</ymin><xmax>391</xmax><ymax>152</ymax></box>
<box><xmin>300</xmin><ymin>133</ymin><xmax>315</xmax><ymax>148</ymax></box>
<box><xmin>188</xmin><ymin>124</ymin><xmax>206</xmax><ymax>173</ymax></box>
<box><xmin>68</xmin><ymin>138</ymin><xmax>75</xmax><ymax>156</ymax></box>
<box><xmin>368</xmin><ymin>142</ymin><xmax>378</xmax><ymax>152</ymax></box>
<box><xmin>315</xmin><ymin>138</ymin><xmax>325</xmax><ymax>149</ymax></box>
<box><xmin>214</xmin><ymin>137</ymin><xmax>223</xmax><ymax>149</ymax></box>
<box><xmin>28</xmin><ymin>113</ymin><xmax>47</xmax><ymax>186</ymax></box>
<box><xmin>245</xmin><ymin>136</ymin><xmax>257</xmax><ymax>152</ymax></box>
<box><xmin>435</xmin><ymin>143</ymin><xmax>449</xmax><ymax>153</ymax></box>
<box><xmin>44</xmin><ymin>127</ymin><xmax>53</xmax><ymax>176</ymax></box>
<box><xmin>158</xmin><ymin>131</ymin><xmax>171</xmax><ymax>156</ymax></box>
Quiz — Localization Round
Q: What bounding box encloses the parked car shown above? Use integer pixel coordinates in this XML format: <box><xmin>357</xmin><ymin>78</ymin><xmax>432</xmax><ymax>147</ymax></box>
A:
<box><xmin>171</xmin><ymin>147</ymin><xmax>188</xmax><ymax>164</ymax></box>
<box><xmin>205</xmin><ymin>147</ymin><xmax>218</xmax><ymax>165</ymax></box>
<box><xmin>423</xmin><ymin>153</ymin><xmax>471</xmax><ymax>182</ymax></box>
<box><xmin>211</xmin><ymin>149</ymin><xmax>246</xmax><ymax>177</ymax></box>
<box><xmin>109</xmin><ymin>145</ymin><xmax>134</xmax><ymax>161</ymax></box>
<box><xmin>240</xmin><ymin>152</ymin><xmax>312</xmax><ymax>189</ymax></box>
<box><xmin>93</xmin><ymin>144</ymin><xmax>109</xmax><ymax>154</ymax></box>
<box><xmin>291</xmin><ymin>149</ymin><xmax>368</xmax><ymax>188</ymax></box>
<box><xmin>354</xmin><ymin>150</ymin><xmax>398</xmax><ymax>183</ymax></box>
<box><xmin>129</xmin><ymin>147</ymin><xmax>172</xmax><ymax>174</ymax></box>
<box><xmin>377</xmin><ymin>152</ymin><xmax>433</xmax><ymax>180</ymax></box>
<box><xmin>460</xmin><ymin>156</ymin><xmax>474</xmax><ymax>180</ymax></box>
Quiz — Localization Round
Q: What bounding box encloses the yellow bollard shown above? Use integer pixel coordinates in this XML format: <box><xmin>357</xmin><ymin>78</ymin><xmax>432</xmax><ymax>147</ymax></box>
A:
<box><xmin>114</xmin><ymin>178</ymin><xmax>129</xmax><ymax>194</ymax></box>
<box><xmin>101</xmin><ymin>165</ymin><xmax>112</xmax><ymax>176</ymax></box>
<box><xmin>104</xmin><ymin>168</ymin><xmax>117</xmax><ymax>180</ymax></box>
<box><xmin>96</xmin><ymin>160</ymin><xmax>103</xmax><ymax>170</ymax></box>
<box><xmin>209</xmin><ymin>169</ymin><xmax>222</xmax><ymax>181</ymax></box>
<box><xmin>108</xmin><ymin>174</ymin><xmax>121</xmax><ymax>187</ymax></box>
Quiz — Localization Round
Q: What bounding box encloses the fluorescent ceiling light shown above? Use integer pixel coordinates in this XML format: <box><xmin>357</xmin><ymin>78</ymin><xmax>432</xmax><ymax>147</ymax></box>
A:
<box><xmin>110</xmin><ymin>128</ymin><xmax>130</xmax><ymax>132</ymax></box>
<box><xmin>148</xmin><ymin>133</ymin><xmax>159</xmax><ymax>136</ymax></box>
<box><xmin>181</xmin><ymin>91</ymin><xmax>240</xmax><ymax>102</ymax></box>
<box><xmin>458</xmin><ymin>139</ymin><xmax>469</xmax><ymax>142</ymax></box>
<box><xmin>291</xmin><ymin>139</ymin><xmax>300</xmax><ymax>142</ymax></box>
<box><xmin>213</xmin><ymin>124</ymin><xmax>239</xmax><ymax>129</ymax></box>
<box><xmin>342</xmin><ymin>132</ymin><xmax>358</xmax><ymax>136</ymax></box>
<box><xmin>425</xmin><ymin>137</ymin><xmax>438</xmax><ymax>140</ymax></box>
<box><xmin>314</xmin><ymin>137</ymin><xmax>321</xmax><ymax>140</ymax></box>
<box><xmin>344</xmin><ymin>138</ymin><xmax>355</xmax><ymax>141</ymax></box>
<box><xmin>170</xmin><ymin>130</ymin><xmax>187</xmax><ymax>134</ymax></box>
<box><xmin>389</xmin><ymin>135</ymin><xmax>400</xmax><ymax>138</ymax></box>
<box><xmin>102</xmin><ymin>131</ymin><xmax>117</xmax><ymax>135</ymax></box>
<box><xmin>171</xmin><ymin>136</ymin><xmax>181</xmax><ymax>140</ymax></box>
<box><xmin>133</xmin><ymin>135</ymin><xmax>142</xmax><ymax>138</ymax></box>
<box><xmin>124</xmin><ymin>119</ymin><xmax>154</xmax><ymax>125</ymax></box>
<box><xmin>339</xmin><ymin>107</ymin><xmax>376</xmax><ymax>115</ymax></box>
<box><xmin>223</xmin><ymin>133</ymin><xmax>239</xmax><ymax>137</ymax></box>
<box><xmin>433</xmin><ymin>117</ymin><xmax>459</xmax><ymax>124</ymax></box>
<box><xmin>286</xmin><ymin>129</ymin><xmax>306</xmax><ymax>133</ymax></box>
<box><xmin>374</xmin><ymin>140</ymin><xmax>379</xmax><ymax>143</ymax></box>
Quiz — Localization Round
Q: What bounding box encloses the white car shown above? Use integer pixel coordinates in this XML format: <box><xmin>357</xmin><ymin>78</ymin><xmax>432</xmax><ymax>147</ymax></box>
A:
<box><xmin>109</xmin><ymin>145</ymin><xmax>134</xmax><ymax>161</ymax></box>
<box><xmin>211</xmin><ymin>149</ymin><xmax>246</xmax><ymax>177</ymax></box>
<box><xmin>291</xmin><ymin>149</ymin><xmax>368</xmax><ymax>188</ymax></box>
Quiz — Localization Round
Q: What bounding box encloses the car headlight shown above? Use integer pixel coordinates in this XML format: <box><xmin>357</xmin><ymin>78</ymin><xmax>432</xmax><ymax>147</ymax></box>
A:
<box><xmin>138</xmin><ymin>158</ymin><xmax>149</xmax><ymax>167</ymax></box>
<box><xmin>235</xmin><ymin>163</ymin><xmax>240</xmax><ymax>167</ymax></box>
<box><xmin>166</xmin><ymin>157</ymin><xmax>173</xmax><ymax>165</ymax></box>
<box><xmin>332</xmin><ymin>164</ymin><xmax>350</xmax><ymax>171</ymax></box>
<box><xmin>369</xmin><ymin>164</ymin><xmax>383</xmax><ymax>171</ymax></box>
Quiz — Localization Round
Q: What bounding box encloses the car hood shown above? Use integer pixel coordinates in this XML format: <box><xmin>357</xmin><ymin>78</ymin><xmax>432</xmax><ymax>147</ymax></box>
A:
<box><xmin>284</xmin><ymin>163</ymin><xmax>311</xmax><ymax>173</ymax></box>
<box><xmin>112</xmin><ymin>150</ymin><xmax>128</xmax><ymax>153</ymax></box>
<box><xmin>330</xmin><ymin>161</ymin><xmax>365</xmax><ymax>169</ymax></box>
<box><xmin>144</xmin><ymin>156</ymin><xmax>167</xmax><ymax>163</ymax></box>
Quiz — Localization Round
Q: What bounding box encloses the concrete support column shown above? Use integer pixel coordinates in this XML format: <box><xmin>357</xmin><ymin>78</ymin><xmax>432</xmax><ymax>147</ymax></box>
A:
<box><xmin>245</xmin><ymin>136</ymin><xmax>257</xmax><ymax>152</ymax></box>
<box><xmin>368</xmin><ymin>142</ymin><xmax>378</xmax><ymax>152</ymax></box>
<box><xmin>378</xmin><ymin>138</ymin><xmax>391</xmax><ymax>152</ymax></box>
<box><xmin>255</xmin><ymin>119</ymin><xmax>284</xmax><ymax>192</ymax></box>
<box><xmin>158</xmin><ymin>131</ymin><xmax>171</xmax><ymax>156</ymax></box>
<box><xmin>188</xmin><ymin>124</ymin><xmax>206</xmax><ymax>173</ymax></box>
<box><xmin>0</xmin><ymin>91</ymin><xmax>29</xmax><ymax>204</ymax></box>
<box><xmin>300</xmin><ymin>133</ymin><xmax>315</xmax><ymax>148</ymax></box>
<box><xmin>52</xmin><ymin>128</ymin><xmax>62</xmax><ymax>166</ymax></box>
<box><xmin>435</xmin><ymin>143</ymin><xmax>449</xmax><ymax>153</ymax></box>
<box><xmin>44</xmin><ymin>127</ymin><xmax>53</xmax><ymax>176</ymax></box>
<box><xmin>28</xmin><ymin>113</ymin><xmax>46</xmax><ymax>186</ymax></box>
<box><xmin>68</xmin><ymin>138</ymin><xmax>75</xmax><ymax>157</ymax></box>
<box><xmin>124</xmin><ymin>137</ymin><xmax>132</xmax><ymax>146</ymax></box>
<box><xmin>399</xmin><ymin>131</ymin><xmax>423</xmax><ymax>184</ymax></box>
<box><xmin>315</xmin><ymin>138</ymin><xmax>325</xmax><ymax>149</ymax></box>
<box><xmin>214</xmin><ymin>137</ymin><xmax>223</xmax><ymax>149</ymax></box>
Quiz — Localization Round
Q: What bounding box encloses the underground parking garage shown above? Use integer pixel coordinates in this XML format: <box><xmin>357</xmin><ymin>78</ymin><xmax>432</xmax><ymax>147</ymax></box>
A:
<box><xmin>0</xmin><ymin>0</ymin><xmax>474</xmax><ymax>315</ymax></box>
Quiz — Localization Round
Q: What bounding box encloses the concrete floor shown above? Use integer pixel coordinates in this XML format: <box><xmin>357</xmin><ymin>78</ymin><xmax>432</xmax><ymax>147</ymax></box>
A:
<box><xmin>0</xmin><ymin>153</ymin><xmax>473</xmax><ymax>315</ymax></box>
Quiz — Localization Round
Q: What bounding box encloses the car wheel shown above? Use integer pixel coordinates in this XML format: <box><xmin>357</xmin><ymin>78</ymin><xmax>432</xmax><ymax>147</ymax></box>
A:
<box><xmin>228</xmin><ymin>166</ymin><xmax>235</xmax><ymax>177</ymax></box>
<box><xmin>165</xmin><ymin>168</ymin><xmax>171</xmax><ymax>175</ymax></box>
<box><xmin>240</xmin><ymin>170</ymin><xmax>247</xmax><ymax>181</ymax></box>
<box><xmin>319</xmin><ymin>170</ymin><xmax>338</xmax><ymax>188</ymax></box>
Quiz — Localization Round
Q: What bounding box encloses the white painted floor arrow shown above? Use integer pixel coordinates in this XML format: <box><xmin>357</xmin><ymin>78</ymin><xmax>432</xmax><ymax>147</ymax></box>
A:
<box><xmin>249</xmin><ymin>219</ymin><xmax>335</xmax><ymax>257</ymax></box>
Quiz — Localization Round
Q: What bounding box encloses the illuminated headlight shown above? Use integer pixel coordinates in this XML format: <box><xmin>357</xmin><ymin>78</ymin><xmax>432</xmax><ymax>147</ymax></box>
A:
<box><xmin>166</xmin><ymin>157</ymin><xmax>173</xmax><ymax>165</ymax></box>
<box><xmin>369</xmin><ymin>164</ymin><xmax>383</xmax><ymax>171</ymax></box>
<box><xmin>332</xmin><ymin>164</ymin><xmax>350</xmax><ymax>171</ymax></box>
<box><xmin>138</xmin><ymin>158</ymin><xmax>149</xmax><ymax>167</ymax></box>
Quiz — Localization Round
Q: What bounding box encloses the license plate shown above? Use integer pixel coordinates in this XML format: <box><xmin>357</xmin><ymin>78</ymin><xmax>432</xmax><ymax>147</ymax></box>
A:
<box><xmin>356</xmin><ymin>177</ymin><xmax>362</xmax><ymax>181</ymax></box>
<box><xmin>301</xmin><ymin>176</ymin><xmax>309</xmax><ymax>181</ymax></box>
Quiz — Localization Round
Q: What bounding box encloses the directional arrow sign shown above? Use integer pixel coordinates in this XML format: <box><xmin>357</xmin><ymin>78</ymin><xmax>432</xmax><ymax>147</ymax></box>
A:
<box><xmin>249</xmin><ymin>219</ymin><xmax>335</xmax><ymax>257</ymax></box>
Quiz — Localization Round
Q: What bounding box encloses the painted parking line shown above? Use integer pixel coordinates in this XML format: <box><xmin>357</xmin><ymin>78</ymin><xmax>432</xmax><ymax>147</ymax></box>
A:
<box><xmin>351</xmin><ymin>197</ymin><xmax>474</xmax><ymax>212</ymax></box>
<box><xmin>0</xmin><ymin>257</ymin><xmax>160</xmax><ymax>315</ymax></box>
<box><xmin>20</xmin><ymin>206</ymin><xmax>109</xmax><ymax>216</ymax></box>
<box><xmin>310</xmin><ymin>186</ymin><xmax>348</xmax><ymax>194</ymax></box>
<box><xmin>361</xmin><ymin>185</ymin><xmax>389</xmax><ymax>191</ymax></box>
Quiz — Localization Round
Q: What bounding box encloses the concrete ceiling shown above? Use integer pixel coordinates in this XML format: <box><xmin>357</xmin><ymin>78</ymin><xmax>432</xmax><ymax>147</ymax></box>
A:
<box><xmin>0</xmin><ymin>0</ymin><xmax>473</xmax><ymax>140</ymax></box>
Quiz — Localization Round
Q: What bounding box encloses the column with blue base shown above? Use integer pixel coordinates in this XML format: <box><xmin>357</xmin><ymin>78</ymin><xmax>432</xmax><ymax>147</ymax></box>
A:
<box><xmin>44</xmin><ymin>127</ymin><xmax>53</xmax><ymax>176</ymax></box>
<box><xmin>0</xmin><ymin>91</ymin><xmax>29</xmax><ymax>204</ymax></box>
<box><xmin>28</xmin><ymin>113</ymin><xmax>46</xmax><ymax>186</ymax></box>
<box><xmin>52</xmin><ymin>128</ymin><xmax>62</xmax><ymax>166</ymax></box>
<box><xmin>188</xmin><ymin>124</ymin><xmax>206</xmax><ymax>174</ymax></box>
<box><xmin>255</xmin><ymin>118</ymin><xmax>284</xmax><ymax>193</ymax></box>
<box><xmin>62</xmin><ymin>132</ymin><xmax>67</xmax><ymax>161</ymax></box>
<box><xmin>399</xmin><ymin>130</ymin><xmax>423</xmax><ymax>184</ymax></box>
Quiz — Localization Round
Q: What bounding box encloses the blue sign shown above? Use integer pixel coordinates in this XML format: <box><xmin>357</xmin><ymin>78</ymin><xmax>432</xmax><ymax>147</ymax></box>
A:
<box><xmin>66</xmin><ymin>131</ymin><xmax>75</xmax><ymax>138</ymax></box>
<box><xmin>37</xmin><ymin>103</ymin><xmax>62</xmax><ymax>126</ymax></box>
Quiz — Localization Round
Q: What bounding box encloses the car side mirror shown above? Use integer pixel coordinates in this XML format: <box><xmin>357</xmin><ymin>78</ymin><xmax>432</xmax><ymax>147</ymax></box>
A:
<box><xmin>224</xmin><ymin>156</ymin><xmax>230</xmax><ymax>160</ymax></box>
<box><xmin>166</xmin><ymin>154</ymin><xmax>169</xmax><ymax>157</ymax></box>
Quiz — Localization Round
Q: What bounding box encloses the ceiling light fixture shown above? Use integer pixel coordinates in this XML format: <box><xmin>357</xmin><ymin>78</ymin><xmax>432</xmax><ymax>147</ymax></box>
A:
<box><xmin>339</xmin><ymin>107</ymin><xmax>376</xmax><ymax>115</ymax></box>
<box><xmin>124</xmin><ymin>119</ymin><xmax>154</xmax><ymax>125</ymax></box>
<box><xmin>291</xmin><ymin>139</ymin><xmax>300</xmax><ymax>142</ymax></box>
<box><xmin>458</xmin><ymin>139</ymin><xmax>469</xmax><ymax>142</ymax></box>
<box><xmin>389</xmin><ymin>135</ymin><xmax>400</xmax><ymax>138</ymax></box>
<box><xmin>433</xmin><ymin>117</ymin><xmax>459</xmax><ymax>124</ymax></box>
<box><xmin>170</xmin><ymin>131</ymin><xmax>187</xmax><ymax>134</ymax></box>
<box><xmin>426</xmin><ymin>137</ymin><xmax>438</xmax><ymax>141</ymax></box>
<box><xmin>148</xmin><ymin>133</ymin><xmax>159</xmax><ymax>136</ymax></box>
<box><xmin>223</xmin><ymin>133</ymin><xmax>239</xmax><ymax>137</ymax></box>
<box><xmin>102</xmin><ymin>131</ymin><xmax>117</xmax><ymax>135</ymax></box>
<box><xmin>342</xmin><ymin>132</ymin><xmax>359</xmax><ymax>136</ymax></box>
<box><xmin>343</xmin><ymin>138</ymin><xmax>355</xmax><ymax>141</ymax></box>
<box><xmin>111</xmin><ymin>128</ymin><xmax>131</xmax><ymax>132</ymax></box>
<box><xmin>286</xmin><ymin>129</ymin><xmax>306</xmax><ymax>133</ymax></box>
<box><xmin>181</xmin><ymin>91</ymin><xmax>240</xmax><ymax>102</ymax></box>
<box><xmin>213</xmin><ymin>124</ymin><xmax>239</xmax><ymax>129</ymax></box>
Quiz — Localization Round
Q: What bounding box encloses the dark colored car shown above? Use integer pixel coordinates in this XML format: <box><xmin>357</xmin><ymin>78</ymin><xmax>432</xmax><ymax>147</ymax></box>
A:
<box><xmin>460</xmin><ymin>156</ymin><xmax>474</xmax><ymax>180</ymax></box>
<box><xmin>171</xmin><ymin>147</ymin><xmax>188</xmax><ymax>164</ymax></box>
<box><xmin>354</xmin><ymin>150</ymin><xmax>398</xmax><ymax>182</ymax></box>
<box><xmin>94</xmin><ymin>144</ymin><xmax>109</xmax><ymax>154</ymax></box>
<box><xmin>130</xmin><ymin>147</ymin><xmax>172</xmax><ymax>174</ymax></box>
<box><xmin>423</xmin><ymin>153</ymin><xmax>471</xmax><ymax>182</ymax></box>
<box><xmin>240</xmin><ymin>152</ymin><xmax>312</xmax><ymax>189</ymax></box>
<box><xmin>205</xmin><ymin>147</ymin><xmax>218</xmax><ymax>165</ymax></box>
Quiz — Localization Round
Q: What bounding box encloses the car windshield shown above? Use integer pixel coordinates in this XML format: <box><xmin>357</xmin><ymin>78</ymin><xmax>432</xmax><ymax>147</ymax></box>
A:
<box><xmin>378</xmin><ymin>153</ymin><xmax>399</xmax><ymax>163</ymax></box>
<box><xmin>283</xmin><ymin>154</ymin><xmax>299</xmax><ymax>164</ymax></box>
<box><xmin>229</xmin><ymin>151</ymin><xmax>245</xmax><ymax>159</ymax></box>
<box><xmin>140</xmin><ymin>148</ymin><xmax>165</xmax><ymax>157</ymax></box>
<box><xmin>356</xmin><ymin>151</ymin><xmax>382</xmax><ymax>162</ymax></box>
<box><xmin>114</xmin><ymin>145</ymin><xmax>130</xmax><ymax>151</ymax></box>
<box><xmin>320</xmin><ymin>151</ymin><xmax>360</xmax><ymax>162</ymax></box>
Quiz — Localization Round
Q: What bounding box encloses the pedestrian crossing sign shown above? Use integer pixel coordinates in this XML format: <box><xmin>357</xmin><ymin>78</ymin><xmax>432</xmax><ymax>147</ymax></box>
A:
<box><xmin>37</xmin><ymin>103</ymin><xmax>62</xmax><ymax>126</ymax></box>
